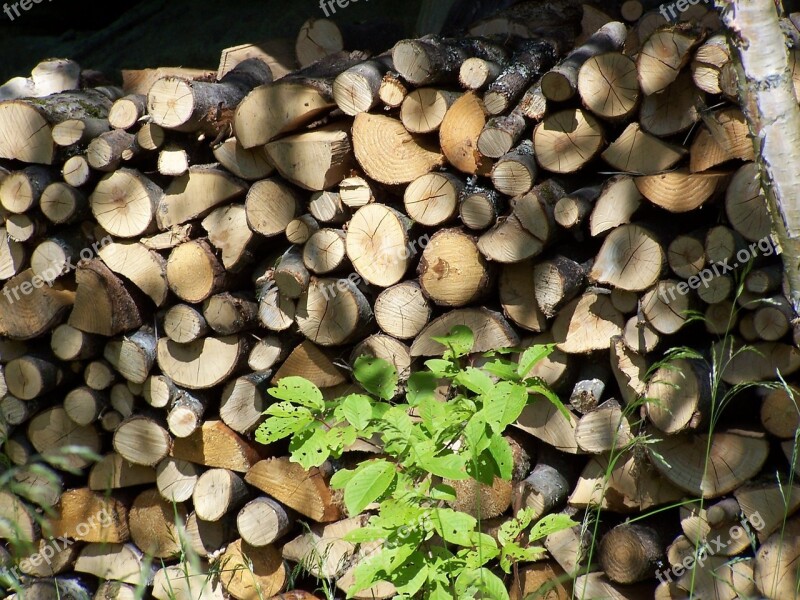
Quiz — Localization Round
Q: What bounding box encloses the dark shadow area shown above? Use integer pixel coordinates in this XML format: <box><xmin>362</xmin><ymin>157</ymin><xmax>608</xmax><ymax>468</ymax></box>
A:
<box><xmin>0</xmin><ymin>0</ymin><xmax>423</xmax><ymax>82</ymax></box>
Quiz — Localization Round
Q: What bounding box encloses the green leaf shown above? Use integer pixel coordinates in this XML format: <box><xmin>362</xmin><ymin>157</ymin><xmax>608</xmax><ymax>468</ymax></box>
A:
<box><xmin>424</xmin><ymin>358</ymin><xmax>457</xmax><ymax>378</ymax></box>
<box><xmin>419</xmin><ymin>397</ymin><xmax>446</xmax><ymax>435</ymax></box>
<box><xmin>341</xmin><ymin>394</ymin><xmax>373</xmax><ymax>430</ymax></box>
<box><xmin>344</xmin><ymin>460</ymin><xmax>396</xmax><ymax>515</ymax></box>
<box><xmin>406</xmin><ymin>371</ymin><xmax>439</xmax><ymax>406</ymax></box>
<box><xmin>330</xmin><ymin>468</ymin><xmax>355</xmax><ymax>489</ymax></box>
<box><xmin>418</xmin><ymin>454</ymin><xmax>469</xmax><ymax>480</ymax></box>
<box><xmin>267</xmin><ymin>377</ymin><xmax>324</xmax><ymax>411</ymax></box>
<box><xmin>344</xmin><ymin>526</ymin><xmax>391</xmax><ymax>543</ymax></box>
<box><xmin>254</xmin><ymin>406</ymin><xmax>314</xmax><ymax>445</ymax></box>
<box><xmin>481</xmin><ymin>382</ymin><xmax>528</xmax><ymax>431</ymax></box>
<box><xmin>431</xmin><ymin>325</ymin><xmax>474</xmax><ymax>358</ymax></box>
<box><xmin>430</xmin><ymin>483</ymin><xmax>458</xmax><ymax>502</ymax></box>
<box><xmin>488</xmin><ymin>435</ymin><xmax>513</xmax><ymax>480</ymax></box>
<box><xmin>392</xmin><ymin>552</ymin><xmax>428</xmax><ymax>596</ymax></box>
<box><xmin>527</xmin><ymin>383</ymin><xmax>572</xmax><ymax>421</ymax></box>
<box><xmin>288</xmin><ymin>426</ymin><xmax>330</xmax><ymax>469</ymax></box>
<box><xmin>429</xmin><ymin>508</ymin><xmax>477</xmax><ymax>546</ymax></box>
<box><xmin>463</xmin><ymin>413</ymin><xmax>491</xmax><ymax>456</ymax></box>
<box><xmin>354</xmin><ymin>356</ymin><xmax>398</xmax><ymax>400</ymax></box>
<box><xmin>517</xmin><ymin>344</ymin><xmax>555</xmax><ymax>378</ymax></box>
<box><xmin>454</xmin><ymin>367</ymin><xmax>494</xmax><ymax>395</ymax></box>
<box><xmin>481</xmin><ymin>358</ymin><xmax>519</xmax><ymax>381</ymax></box>
<box><xmin>474</xmin><ymin>568</ymin><xmax>510</xmax><ymax>600</ymax></box>
<box><xmin>529</xmin><ymin>513</ymin><xmax>579</xmax><ymax>541</ymax></box>
<box><xmin>326</xmin><ymin>425</ymin><xmax>357</xmax><ymax>455</ymax></box>
<box><xmin>380</xmin><ymin>406</ymin><xmax>414</xmax><ymax>452</ymax></box>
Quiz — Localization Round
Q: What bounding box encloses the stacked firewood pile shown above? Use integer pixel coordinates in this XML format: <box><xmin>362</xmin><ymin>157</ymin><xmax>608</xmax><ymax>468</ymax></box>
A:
<box><xmin>0</xmin><ymin>0</ymin><xmax>799</xmax><ymax>598</ymax></box>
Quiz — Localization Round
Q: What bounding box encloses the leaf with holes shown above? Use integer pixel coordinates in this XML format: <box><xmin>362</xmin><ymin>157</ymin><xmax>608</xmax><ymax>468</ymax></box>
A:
<box><xmin>289</xmin><ymin>425</ymin><xmax>330</xmax><ymax>469</ymax></box>
<box><xmin>354</xmin><ymin>356</ymin><xmax>398</xmax><ymax>400</ymax></box>
<box><xmin>268</xmin><ymin>376</ymin><xmax>324</xmax><ymax>411</ymax></box>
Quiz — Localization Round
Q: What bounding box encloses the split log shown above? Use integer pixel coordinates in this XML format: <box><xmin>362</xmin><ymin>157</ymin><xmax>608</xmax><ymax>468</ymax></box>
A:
<box><xmin>68</xmin><ymin>259</ymin><xmax>144</xmax><ymax>336</ymax></box>
<box><xmin>49</xmin><ymin>488</ymin><xmax>129</xmax><ymax>543</ymax></box>
<box><xmin>552</xmin><ymin>291</ymin><xmax>624</xmax><ymax>354</ymax></box>
<box><xmin>234</xmin><ymin>51</ymin><xmax>367</xmax><ymax>148</ymax></box>
<box><xmin>153</xmin><ymin>563</ymin><xmax>225</xmax><ymax>600</ymax></box>
<box><xmin>590</xmin><ymin>224</ymin><xmax>664</xmax><ymax>291</ymax></box>
<box><xmin>353</xmin><ymin>112</ymin><xmax>445</xmax><ymax>184</ymax></box>
<box><xmin>157</xmin><ymin>165</ymin><xmax>247</xmax><ymax>229</ymax></box>
<box><xmin>74</xmin><ymin>542</ymin><xmax>155</xmax><ymax>585</ymax></box>
<box><xmin>648</xmin><ymin>429</ymin><xmax>770</xmax><ymax>498</ymax></box>
<box><xmin>218</xmin><ymin>539</ymin><xmax>288</xmax><ymax>600</ymax></box>
<box><xmin>88</xmin><ymin>453</ymin><xmax>156</xmax><ymax>490</ymax></box>
<box><xmin>533</xmin><ymin>108</ymin><xmax>604</xmax><ymax>174</ymax></box>
<box><xmin>516</xmin><ymin>446</ymin><xmax>578</xmax><ymax>519</ymax></box>
<box><xmin>309</xmin><ymin>190</ymin><xmax>348</xmax><ymax>224</ymax></box>
<box><xmin>282</xmin><ymin>516</ymin><xmax>365</xmax><ymax>579</ymax></box>
<box><xmin>103</xmin><ymin>326</ymin><xmax>157</xmax><ymax>384</ymax></box>
<box><xmin>245</xmin><ymin>458</ymin><xmax>342</xmax><ymax>522</ymax></box>
<box><xmin>339</xmin><ymin>174</ymin><xmax>375</xmax><ymax>208</ymax></box>
<box><xmin>639</xmin><ymin>70</ymin><xmax>703</xmax><ymax>137</ymax></box>
<box><xmin>272</xmin><ymin>340</ymin><xmax>346</xmax><ymax>388</ymax></box>
<box><xmin>171</xmin><ymin>419</ymin><xmax>263</xmax><ymax>472</ymax></box>
<box><xmin>213</xmin><ymin>136</ymin><xmax>274</xmax><ymax>181</ymax></box>
<box><xmin>603</xmin><ymin>123</ymin><xmax>686</xmax><ymax>175</ymax></box>
<box><xmin>636</xmin><ymin>170</ymin><xmax>729</xmax><ymax>213</ymax></box>
<box><xmin>410</xmin><ymin>308</ymin><xmax>519</xmax><ymax>356</ymax></box>
<box><xmin>84</xmin><ymin>359</ymin><xmax>117</xmax><ymax>390</ymax></box>
<box><xmin>439</xmin><ymin>92</ymin><xmax>492</xmax><ymax>176</ymax></box>
<box><xmin>637</xmin><ymin>28</ymin><xmax>700</xmax><ymax>95</ymax></box>
<box><xmin>128</xmin><ymin>488</ymin><xmax>187</xmax><ymax>558</ymax></box>
<box><xmin>220</xmin><ymin>371</ymin><xmax>271</xmax><ymax>435</ymax></box>
<box><xmin>266</xmin><ymin>122</ymin><xmax>355</xmax><ymax>191</ymax></box>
